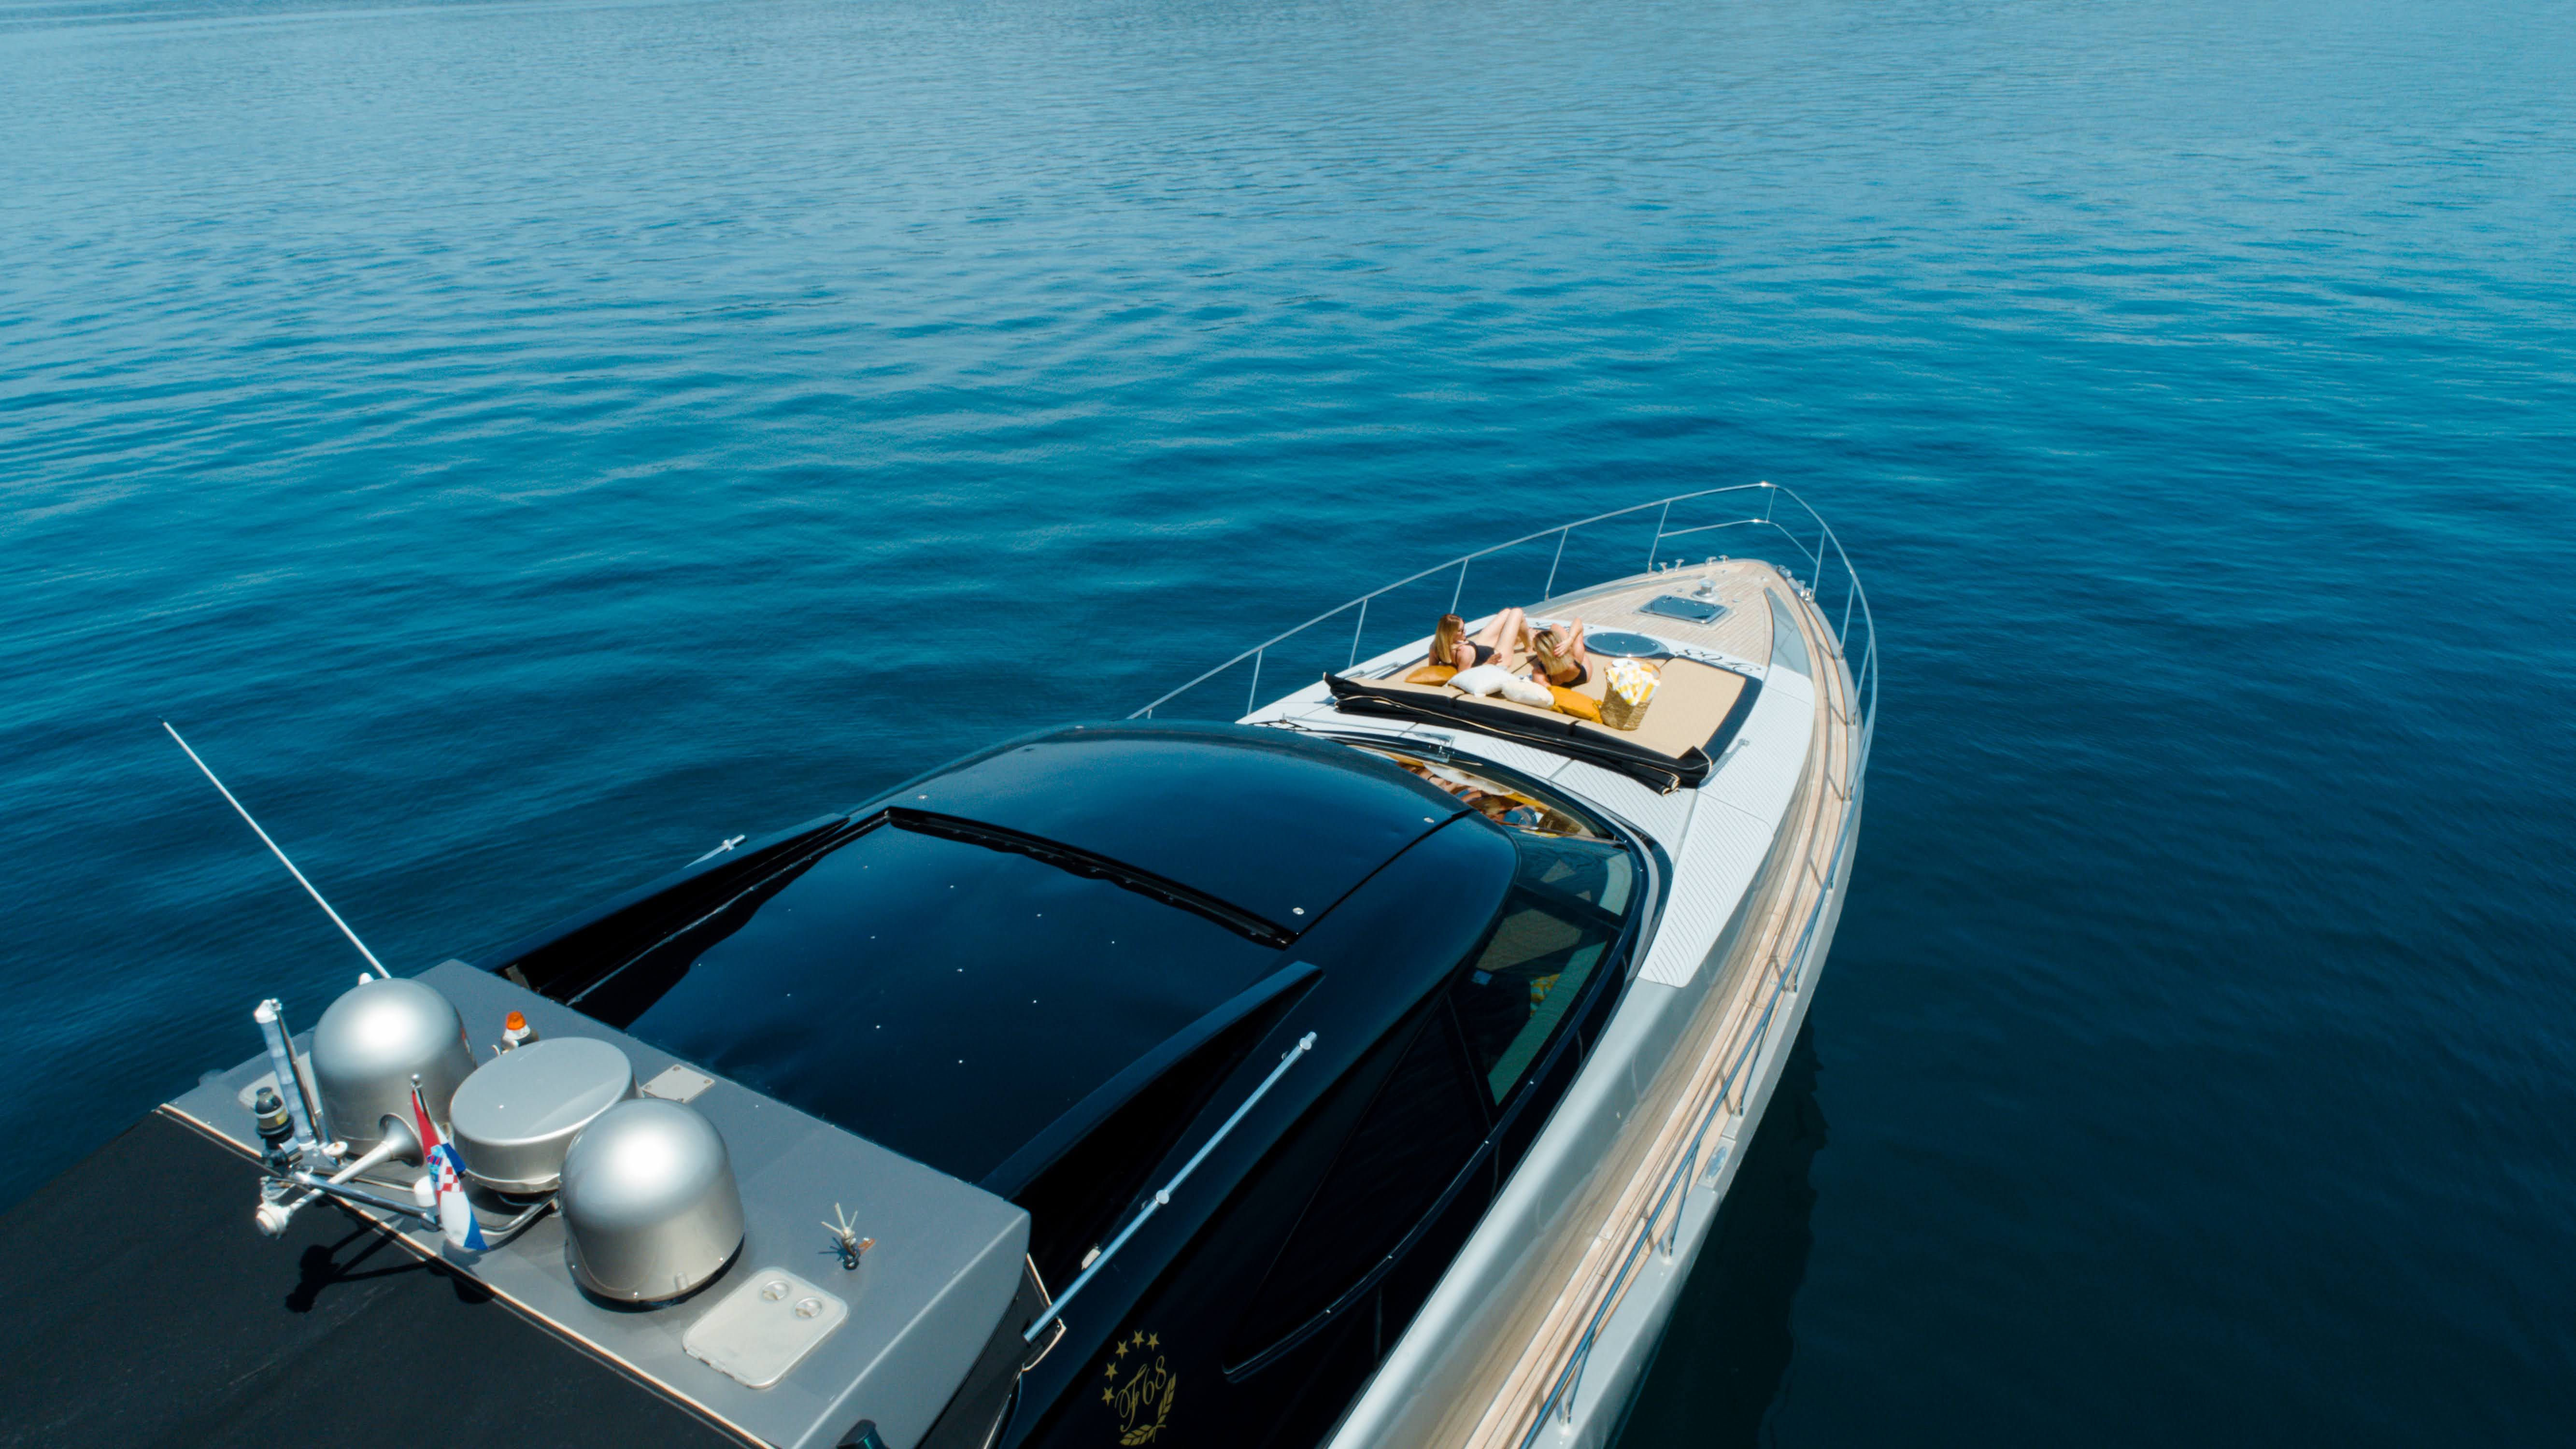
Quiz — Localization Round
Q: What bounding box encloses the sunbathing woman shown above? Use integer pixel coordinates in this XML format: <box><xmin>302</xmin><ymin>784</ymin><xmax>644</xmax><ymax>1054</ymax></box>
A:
<box><xmin>1429</xmin><ymin>609</ymin><xmax>1534</xmax><ymax>672</ymax></box>
<box><xmin>1530</xmin><ymin>622</ymin><xmax>1593</xmax><ymax>688</ymax></box>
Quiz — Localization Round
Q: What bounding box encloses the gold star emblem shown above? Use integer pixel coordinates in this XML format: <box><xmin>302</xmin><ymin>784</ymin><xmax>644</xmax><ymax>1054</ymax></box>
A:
<box><xmin>1104</xmin><ymin>1364</ymin><xmax>1118</xmax><ymax>1379</ymax></box>
<box><xmin>1146</xmin><ymin>1333</ymin><xmax>1160</xmax><ymax>1349</ymax></box>
<box><xmin>1131</xmin><ymin>1330</ymin><xmax>1146</xmax><ymax>1348</ymax></box>
<box><xmin>1103</xmin><ymin>1389</ymin><xmax>1115</xmax><ymax>1405</ymax></box>
<box><xmin>1114</xmin><ymin>1340</ymin><xmax>1129</xmax><ymax>1359</ymax></box>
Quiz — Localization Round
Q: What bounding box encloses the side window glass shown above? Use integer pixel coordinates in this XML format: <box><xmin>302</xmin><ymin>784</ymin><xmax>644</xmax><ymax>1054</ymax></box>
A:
<box><xmin>1449</xmin><ymin>838</ymin><xmax>1632</xmax><ymax>1107</ymax></box>
<box><xmin>1229</xmin><ymin>1010</ymin><xmax>1486</xmax><ymax>1361</ymax></box>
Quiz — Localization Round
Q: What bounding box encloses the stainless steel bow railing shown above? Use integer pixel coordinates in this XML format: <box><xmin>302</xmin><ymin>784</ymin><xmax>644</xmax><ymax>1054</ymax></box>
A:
<box><xmin>1128</xmin><ymin>482</ymin><xmax>1879</xmax><ymax>745</ymax></box>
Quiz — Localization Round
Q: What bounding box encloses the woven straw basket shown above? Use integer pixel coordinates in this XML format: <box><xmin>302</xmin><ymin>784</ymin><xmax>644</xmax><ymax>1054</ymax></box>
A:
<box><xmin>1599</xmin><ymin>662</ymin><xmax>1660</xmax><ymax>731</ymax></box>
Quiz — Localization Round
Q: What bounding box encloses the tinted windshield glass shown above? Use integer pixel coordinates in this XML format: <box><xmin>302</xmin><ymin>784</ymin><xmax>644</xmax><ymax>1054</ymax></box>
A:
<box><xmin>619</xmin><ymin>819</ymin><xmax>1283</xmax><ymax>1181</ymax></box>
<box><xmin>909</xmin><ymin>725</ymin><xmax>1464</xmax><ymax>931</ymax></box>
<box><xmin>1448</xmin><ymin>835</ymin><xmax>1635</xmax><ymax>1106</ymax></box>
<box><xmin>1346</xmin><ymin>745</ymin><xmax>1611</xmax><ymax>841</ymax></box>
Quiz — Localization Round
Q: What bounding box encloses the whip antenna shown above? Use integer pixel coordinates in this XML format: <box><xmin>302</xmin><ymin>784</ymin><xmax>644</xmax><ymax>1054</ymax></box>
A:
<box><xmin>163</xmin><ymin>721</ymin><xmax>386</xmax><ymax>980</ymax></box>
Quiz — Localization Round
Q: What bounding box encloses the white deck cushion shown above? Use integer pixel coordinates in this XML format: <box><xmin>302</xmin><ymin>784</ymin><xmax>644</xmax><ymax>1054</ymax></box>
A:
<box><xmin>1448</xmin><ymin>663</ymin><xmax>1514</xmax><ymax>696</ymax></box>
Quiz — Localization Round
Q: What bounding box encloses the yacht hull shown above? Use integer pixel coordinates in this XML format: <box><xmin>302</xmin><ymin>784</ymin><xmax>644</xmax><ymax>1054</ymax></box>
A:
<box><xmin>1240</xmin><ymin>554</ymin><xmax>1868</xmax><ymax>1449</ymax></box>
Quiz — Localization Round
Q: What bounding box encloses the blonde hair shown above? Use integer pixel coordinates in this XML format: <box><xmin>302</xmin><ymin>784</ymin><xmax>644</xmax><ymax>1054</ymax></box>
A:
<box><xmin>1432</xmin><ymin>614</ymin><xmax>1466</xmax><ymax>668</ymax></box>
<box><xmin>1532</xmin><ymin>627</ymin><xmax>1569</xmax><ymax>675</ymax></box>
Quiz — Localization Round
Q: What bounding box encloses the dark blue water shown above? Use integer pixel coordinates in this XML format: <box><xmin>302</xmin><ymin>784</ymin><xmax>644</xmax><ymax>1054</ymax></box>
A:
<box><xmin>6</xmin><ymin>0</ymin><xmax>2574</xmax><ymax>1440</ymax></box>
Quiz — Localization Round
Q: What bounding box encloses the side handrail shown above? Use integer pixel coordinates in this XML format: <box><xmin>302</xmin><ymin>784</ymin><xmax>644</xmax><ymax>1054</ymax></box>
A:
<box><xmin>1023</xmin><ymin>1032</ymin><xmax>1319</xmax><ymax>1345</ymax></box>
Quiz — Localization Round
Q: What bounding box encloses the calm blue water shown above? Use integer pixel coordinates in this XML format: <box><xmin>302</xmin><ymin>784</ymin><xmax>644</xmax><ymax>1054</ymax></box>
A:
<box><xmin>6</xmin><ymin>0</ymin><xmax>2574</xmax><ymax>1440</ymax></box>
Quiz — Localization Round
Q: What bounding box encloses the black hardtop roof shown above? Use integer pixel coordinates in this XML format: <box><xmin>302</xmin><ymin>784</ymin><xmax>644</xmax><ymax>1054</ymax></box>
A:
<box><xmin>485</xmin><ymin>723</ymin><xmax>1513</xmax><ymax>1191</ymax></box>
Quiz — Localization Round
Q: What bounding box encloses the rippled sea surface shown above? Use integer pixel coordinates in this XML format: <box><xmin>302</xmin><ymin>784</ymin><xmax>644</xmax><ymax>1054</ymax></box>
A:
<box><xmin>6</xmin><ymin>0</ymin><xmax>2574</xmax><ymax>1441</ymax></box>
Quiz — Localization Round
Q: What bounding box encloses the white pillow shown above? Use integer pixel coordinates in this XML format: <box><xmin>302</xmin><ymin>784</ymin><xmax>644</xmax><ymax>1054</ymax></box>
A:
<box><xmin>1448</xmin><ymin>663</ymin><xmax>1513</xmax><ymax>696</ymax></box>
<box><xmin>1497</xmin><ymin>676</ymin><xmax>1556</xmax><ymax>707</ymax></box>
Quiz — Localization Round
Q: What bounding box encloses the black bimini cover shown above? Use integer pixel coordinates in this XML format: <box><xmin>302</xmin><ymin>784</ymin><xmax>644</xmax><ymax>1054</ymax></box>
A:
<box><xmin>903</xmin><ymin>723</ymin><xmax>1469</xmax><ymax>931</ymax></box>
<box><xmin>1322</xmin><ymin>674</ymin><xmax>1720</xmax><ymax>793</ymax></box>
<box><xmin>0</xmin><ymin>1113</ymin><xmax>738</xmax><ymax>1449</ymax></box>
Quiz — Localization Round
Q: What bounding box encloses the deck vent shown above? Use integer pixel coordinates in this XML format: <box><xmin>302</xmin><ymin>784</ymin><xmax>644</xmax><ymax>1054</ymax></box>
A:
<box><xmin>561</xmin><ymin>1098</ymin><xmax>745</xmax><ymax>1303</ymax></box>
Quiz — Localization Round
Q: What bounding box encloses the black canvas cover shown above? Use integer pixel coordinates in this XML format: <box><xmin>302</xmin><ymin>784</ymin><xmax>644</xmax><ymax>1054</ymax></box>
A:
<box><xmin>0</xmin><ymin>1113</ymin><xmax>740</xmax><ymax>1449</ymax></box>
<box><xmin>1322</xmin><ymin>674</ymin><xmax>1723</xmax><ymax>793</ymax></box>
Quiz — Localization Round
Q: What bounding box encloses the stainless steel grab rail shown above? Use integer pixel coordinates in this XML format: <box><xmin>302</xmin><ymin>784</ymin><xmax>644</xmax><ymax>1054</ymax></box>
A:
<box><xmin>1023</xmin><ymin>1032</ymin><xmax>1319</xmax><ymax>1346</ymax></box>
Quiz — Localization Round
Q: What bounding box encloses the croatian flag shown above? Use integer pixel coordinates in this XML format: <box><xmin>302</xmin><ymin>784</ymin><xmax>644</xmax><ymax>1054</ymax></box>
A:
<box><xmin>411</xmin><ymin>1082</ymin><xmax>488</xmax><ymax>1252</ymax></box>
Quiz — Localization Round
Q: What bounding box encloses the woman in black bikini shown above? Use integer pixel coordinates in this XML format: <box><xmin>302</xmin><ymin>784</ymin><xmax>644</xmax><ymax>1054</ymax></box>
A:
<box><xmin>1531</xmin><ymin>622</ymin><xmax>1593</xmax><ymax>688</ymax></box>
<box><xmin>1429</xmin><ymin>609</ymin><xmax>1534</xmax><ymax>672</ymax></box>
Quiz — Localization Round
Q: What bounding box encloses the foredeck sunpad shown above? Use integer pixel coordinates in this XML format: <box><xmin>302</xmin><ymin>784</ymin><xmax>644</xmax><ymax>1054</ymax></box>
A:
<box><xmin>1352</xmin><ymin>657</ymin><xmax>1750</xmax><ymax>759</ymax></box>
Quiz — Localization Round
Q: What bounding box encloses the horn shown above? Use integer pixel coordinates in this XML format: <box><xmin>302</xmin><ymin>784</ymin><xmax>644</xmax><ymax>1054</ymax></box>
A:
<box><xmin>371</xmin><ymin>1111</ymin><xmax>425</xmax><ymax>1166</ymax></box>
<box><xmin>321</xmin><ymin>1112</ymin><xmax>425</xmax><ymax>1187</ymax></box>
